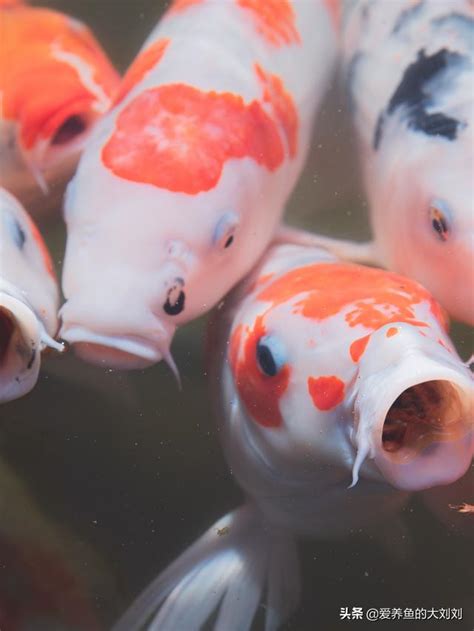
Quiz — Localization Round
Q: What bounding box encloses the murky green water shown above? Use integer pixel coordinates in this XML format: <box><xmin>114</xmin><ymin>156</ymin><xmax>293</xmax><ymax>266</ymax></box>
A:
<box><xmin>1</xmin><ymin>1</ymin><xmax>473</xmax><ymax>630</ymax></box>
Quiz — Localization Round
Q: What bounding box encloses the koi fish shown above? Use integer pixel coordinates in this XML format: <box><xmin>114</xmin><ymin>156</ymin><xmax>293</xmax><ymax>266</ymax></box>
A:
<box><xmin>338</xmin><ymin>0</ymin><xmax>474</xmax><ymax>325</ymax></box>
<box><xmin>0</xmin><ymin>188</ymin><xmax>62</xmax><ymax>403</ymax></box>
<box><xmin>0</xmin><ymin>0</ymin><xmax>119</xmax><ymax>203</ymax></box>
<box><xmin>60</xmin><ymin>0</ymin><xmax>338</xmax><ymax>372</ymax></box>
<box><xmin>113</xmin><ymin>243</ymin><xmax>473</xmax><ymax>631</ymax></box>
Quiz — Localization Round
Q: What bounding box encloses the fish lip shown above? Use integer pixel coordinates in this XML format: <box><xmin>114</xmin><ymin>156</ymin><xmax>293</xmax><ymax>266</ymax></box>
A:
<box><xmin>353</xmin><ymin>369</ymin><xmax>473</xmax><ymax>492</ymax></box>
<box><xmin>349</xmin><ymin>322</ymin><xmax>474</xmax><ymax>491</ymax></box>
<box><xmin>0</xmin><ymin>295</ymin><xmax>41</xmax><ymax>403</ymax></box>
<box><xmin>60</xmin><ymin>326</ymin><xmax>164</xmax><ymax>366</ymax></box>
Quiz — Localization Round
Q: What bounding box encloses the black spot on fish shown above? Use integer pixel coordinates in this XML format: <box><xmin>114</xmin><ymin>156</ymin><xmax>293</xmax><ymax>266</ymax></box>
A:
<box><xmin>391</xmin><ymin>0</ymin><xmax>425</xmax><ymax>35</ymax></box>
<box><xmin>373</xmin><ymin>49</ymin><xmax>464</xmax><ymax>150</ymax></box>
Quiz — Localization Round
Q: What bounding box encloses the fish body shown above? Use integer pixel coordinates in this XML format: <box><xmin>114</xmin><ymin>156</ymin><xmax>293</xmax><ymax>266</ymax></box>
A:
<box><xmin>0</xmin><ymin>188</ymin><xmax>62</xmax><ymax>402</ymax></box>
<box><xmin>0</xmin><ymin>0</ymin><xmax>119</xmax><ymax>205</ymax></box>
<box><xmin>341</xmin><ymin>0</ymin><xmax>474</xmax><ymax>325</ymax></box>
<box><xmin>114</xmin><ymin>244</ymin><xmax>473</xmax><ymax>631</ymax></box>
<box><xmin>60</xmin><ymin>0</ymin><xmax>338</xmax><ymax>371</ymax></box>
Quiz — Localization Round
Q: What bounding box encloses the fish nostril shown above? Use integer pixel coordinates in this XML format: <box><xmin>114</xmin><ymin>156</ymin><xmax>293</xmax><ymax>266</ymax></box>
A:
<box><xmin>163</xmin><ymin>278</ymin><xmax>186</xmax><ymax>316</ymax></box>
<box><xmin>51</xmin><ymin>115</ymin><xmax>87</xmax><ymax>145</ymax></box>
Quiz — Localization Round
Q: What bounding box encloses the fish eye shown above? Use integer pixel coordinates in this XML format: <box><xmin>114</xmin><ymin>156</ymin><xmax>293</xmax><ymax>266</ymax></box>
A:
<box><xmin>429</xmin><ymin>199</ymin><xmax>451</xmax><ymax>242</ymax></box>
<box><xmin>51</xmin><ymin>115</ymin><xmax>87</xmax><ymax>146</ymax></box>
<box><xmin>256</xmin><ymin>334</ymin><xmax>287</xmax><ymax>377</ymax></box>
<box><xmin>163</xmin><ymin>277</ymin><xmax>185</xmax><ymax>316</ymax></box>
<box><xmin>7</xmin><ymin>215</ymin><xmax>26</xmax><ymax>249</ymax></box>
<box><xmin>212</xmin><ymin>210</ymin><xmax>239</xmax><ymax>250</ymax></box>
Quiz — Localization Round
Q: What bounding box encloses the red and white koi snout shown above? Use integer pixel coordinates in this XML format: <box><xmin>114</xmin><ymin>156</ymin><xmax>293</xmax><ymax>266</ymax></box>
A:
<box><xmin>351</xmin><ymin>324</ymin><xmax>473</xmax><ymax>491</ymax></box>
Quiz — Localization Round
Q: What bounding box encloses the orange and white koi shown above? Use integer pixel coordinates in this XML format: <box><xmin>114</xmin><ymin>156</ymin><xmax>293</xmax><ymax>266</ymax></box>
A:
<box><xmin>114</xmin><ymin>244</ymin><xmax>473</xmax><ymax>631</ymax></box>
<box><xmin>0</xmin><ymin>0</ymin><xmax>119</xmax><ymax>202</ymax></box>
<box><xmin>0</xmin><ymin>187</ymin><xmax>62</xmax><ymax>402</ymax></box>
<box><xmin>60</xmin><ymin>0</ymin><xmax>338</xmax><ymax>371</ymax></box>
<box><xmin>338</xmin><ymin>0</ymin><xmax>474</xmax><ymax>325</ymax></box>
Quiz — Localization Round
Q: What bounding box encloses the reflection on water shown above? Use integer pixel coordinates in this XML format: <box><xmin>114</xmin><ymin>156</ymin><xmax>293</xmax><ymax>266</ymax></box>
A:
<box><xmin>1</xmin><ymin>1</ymin><xmax>473</xmax><ymax>629</ymax></box>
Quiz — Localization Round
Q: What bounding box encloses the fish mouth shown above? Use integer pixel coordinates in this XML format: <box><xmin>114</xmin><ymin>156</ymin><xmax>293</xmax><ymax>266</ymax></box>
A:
<box><xmin>351</xmin><ymin>324</ymin><xmax>473</xmax><ymax>492</ymax></box>
<box><xmin>61</xmin><ymin>327</ymin><xmax>163</xmax><ymax>369</ymax></box>
<box><xmin>0</xmin><ymin>298</ymin><xmax>41</xmax><ymax>403</ymax></box>
<box><xmin>381</xmin><ymin>380</ymin><xmax>467</xmax><ymax>461</ymax></box>
<box><xmin>354</xmin><ymin>375</ymin><xmax>472</xmax><ymax>492</ymax></box>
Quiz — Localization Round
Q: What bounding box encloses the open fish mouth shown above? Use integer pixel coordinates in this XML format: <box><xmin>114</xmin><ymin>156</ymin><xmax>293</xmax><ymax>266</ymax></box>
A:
<box><xmin>352</xmin><ymin>325</ymin><xmax>473</xmax><ymax>492</ymax></box>
<box><xmin>0</xmin><ymin>298</ymin><xmax>41</xmax><ymax>403</ymax></box>
<box><xmin>381</xmin><ymin>380</ymin><xmax>467</xmax><ymax>461</ymax></box>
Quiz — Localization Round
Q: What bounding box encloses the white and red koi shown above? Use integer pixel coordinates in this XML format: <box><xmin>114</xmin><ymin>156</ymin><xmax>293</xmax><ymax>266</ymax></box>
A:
<box><xmin>338</xmin><ymin>0</ymin><xmax>474</xmax><ymax>325</ymax></box>
<box><xmin>114</xmin><ymin>243</ymin><xmax>473</xmax><ymax>631</ymax></box>
<box><xmin>0</xmin><ymin>188</ymin><xmax>62</xmax><ymax>403</ymax></box>
<box><xmin>0</xmin><ymin>0</ymin><xmax>119</xmax><ymax>203</ymax></box>
<box><xmin>60</xmin><ymin>0</ymin><xmax>338</xmax><ymax>371</ymax></box>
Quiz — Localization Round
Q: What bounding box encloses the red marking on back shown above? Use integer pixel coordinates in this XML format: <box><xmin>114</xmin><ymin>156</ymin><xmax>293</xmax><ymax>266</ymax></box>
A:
<box><xmin>323</xmin><ymin>0</ymin><xmax>341</xmax><ymax>31</ymax></box>
<box><xmin>308</xmin><ymin>375</ymin><xmax>345</xmax><ymax>411</ymax></box>
<box><xmin>257</xmin><ymin>263</ymin><xmax>443</xmax><ymax>332</ymax></box>
<box><xmin>0</xmin><ymin>5</ymin><xmax>119</xmax><ymax>149</ymax></box>
<box><xmin>114</xmin><ymin>39</ymin><xmax>169</xmax><ymax>106</ymax></box>
<box><xmin>229</xmin><ymin>315</ymin><xmax>289</xmax><ymax>428</ymax></box>
<box><xmin>25</xmin><ymin>215</ymin><xmax>55</xmax><ymax>277</ymax></box>
<box><xmin>102</xmin><ymin>84</ymin><xmax>284</xmax><ymax>193</ymax></box>
<box><xmin>168</xmin><ymin>0</ymin><xmax>204</xmax><ymax>14</ymax></box>
<box><xmin>350</xmin><ymin>334</ymin><xmax>370</xmax><ymax>363</ymax></box>
<box><xmin>255</xmin><ymin>64</ymin><xmax>298</xmax><ymax>157</ymax></box>
<box><xmin>386</xmin><ymin>327</ymin><xmax>398</xmax><ymax>338</ymax></box>
<box><xmin>237</xmin><ymin>0</ymin><xmax>300</xmax><ymax>46</ymax></box>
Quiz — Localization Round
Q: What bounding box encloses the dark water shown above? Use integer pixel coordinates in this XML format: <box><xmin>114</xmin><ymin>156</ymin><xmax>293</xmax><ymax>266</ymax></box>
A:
<box><xmin>1</xmin><ymin>2</ymin><xmax>473</xmax><ymax>630</ymax></box>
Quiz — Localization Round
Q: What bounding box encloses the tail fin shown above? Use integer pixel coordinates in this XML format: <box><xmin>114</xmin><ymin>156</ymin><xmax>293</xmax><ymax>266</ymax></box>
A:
<box><xmin>113</xmin><ymin>504</ymin><xmax>300</xmax><ymax>631</ymax></box>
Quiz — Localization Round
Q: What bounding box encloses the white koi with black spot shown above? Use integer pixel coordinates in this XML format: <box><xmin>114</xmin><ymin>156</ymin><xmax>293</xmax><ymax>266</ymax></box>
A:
<box><xmin>339</xmin><ymin>0</ymin><xmax>474</xmax><ymax>324</ymax></box>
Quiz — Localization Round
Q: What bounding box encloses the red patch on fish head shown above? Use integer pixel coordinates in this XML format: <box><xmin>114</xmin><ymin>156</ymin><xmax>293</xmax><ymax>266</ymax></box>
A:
<box><xmin>386</xmin><ymin>327</ymin><xmax>398</xmax><ymax>338</ymax></box>
<box><xmin>308</xmin><ymin>375</ymin><xmax>345</xmax><ymax>411</ymax></box>
<box><xmin>102</xmin><ymin>84</ymin><xmax>284</xmax><ymax>193</ymax></box>
<box><xmin>258</xmin><ymin>263</ymin><xmax>440</xmax><ymax>331</ymax></box>
<box><xmin>237</xmin><ymin>0</ymin><xmax>301</xmax><ymax>46</ymax></box>
<box><xmin>255</xmin><ymin>63</ymin><xmax>298</xmax><ymax>157</ymax></box>
<box><xmin>349</xmin><ymin>334</ymin><xmax>370</xmax><ymax>363</ymax></box>
<box><xmin>229</xmin><ymin>315</ymin><xmax>290</xmax><ymax>428</ymax></box>
<box><xmin>114</xmin><ymin>39</ymin><xmax>170</xmax><ymax>106</ymax></box>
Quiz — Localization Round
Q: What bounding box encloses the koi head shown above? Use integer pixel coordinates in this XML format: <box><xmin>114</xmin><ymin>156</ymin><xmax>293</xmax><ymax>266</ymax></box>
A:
<box><xmin>60</xmin><ymin>74</ymin><xmax>292</xmax><ymax>371</ymax></box>
<box><xmin>0</xmin><ymin>3</ymin><xmax>119</xmax><ymax>194</ymax></box>
<box><xmin>218</xmin><ymin>245</ymin><xmax>473</xmax><ymax>503</ymax></box>
<box><xmin>0</xmin><ymin>188</ymin><xmax>61</xmax><ymax>401</ymax></box>
<box><xmin>369</xmin><ymin>76</ymin><xmax>474</xmax><ymax>325</ymax></box>
<box><xmin>59</xmin><ymin>151</ymin><xmax>271</xmax><ymax>372</ymax></box>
